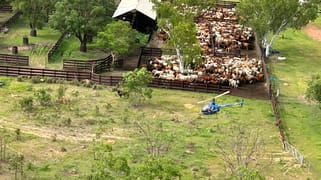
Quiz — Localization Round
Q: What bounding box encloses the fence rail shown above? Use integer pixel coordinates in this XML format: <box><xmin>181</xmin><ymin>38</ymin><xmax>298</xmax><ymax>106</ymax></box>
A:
<box><xmin>138</xmin><ymin>47</ymin><xmax>177</xmax><ymax>68</ymax></box>
<box><xmin>215</xmin><ymin>1</ymin><xmax>239</xmax><ymax>8</ymax></box>
<box><xmin>0</xmin><ymin>54</ymin><xmax>29</xmax><ymax>66</ymax></box>
<box><xmin>0</xmin><ymin>65</ymin><xmax>91</xmax><ymax>80</ymax></box>
<box><xmin>255</xmin><ymin>33</ymin><xmax>312</xmax><ymax>168</ymax></box>
<box><xmin>150</xmin><ymin>78</ymin><xmax>230</xmax><ymax>93</ymax></box>
<box><xmin>63</xmin><ymin>55</ymin><xmax>112</xmax><ymax>73</ymax></box>
<box><xmin>0</xmin><ymin>11</ymin><xmax>22</xmax><ymax>32</ymax></box>
<box><xmin>140</xmin><ymin>47</ymin><xmax>163</xmax><ymax>57</ymax></box>
<box><xmin>0</xmin><ymin>64</ymin><xmax>231</xmax><ymax>94</ymax></box>
<box><xmin>0</xmin><ymin>5</ymin><xmax>13</xmax><ymax>12</ymax></box>
<box><xmin>91</xmin><ymin>74</ymin><xmax>122</xmax><ymax>86</ymax></box>
<box><xmin>47</xmin><ymin>32</ymin><xmax>67</xmax><ymax>60</ymax></box>
<box><xmin>93</xmin><ymin>55</ymin><xmax>113</xmax><ymax>73</ymax></box>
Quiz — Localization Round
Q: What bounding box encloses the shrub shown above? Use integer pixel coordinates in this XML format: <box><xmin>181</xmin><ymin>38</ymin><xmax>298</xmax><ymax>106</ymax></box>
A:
<box><xmin>34</xmin><ymin>89</ymin><xmax>52</xmax><ymax>106</ymax></box>
<box><xmin>16</xmin><ymin>76</ymin><xmax>24</xmax><ymax>82</ymax></box>
<box><xmin>57</xmin><ymin>85</ymin><xmax>67</xmax><ymax>103</ymax></box>
<box><xmin>19</xmin><ymin>96</ymin><xmax>33</xmax><ymax>112</ymax></box>
<box><xmin>31</xmin><ymin>76</ymin><xmax>42</xmax><ymax>84</ymax></box>
<box><xmin>71</xmin><ymin>90</ymin><xmax>79</xmax><ymax>97</ymax></box>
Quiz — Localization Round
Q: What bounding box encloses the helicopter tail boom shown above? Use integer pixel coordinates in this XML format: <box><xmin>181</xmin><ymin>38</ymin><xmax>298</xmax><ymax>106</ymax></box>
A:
<box><xmin>219</xmin><ymin>99</ymin><xmax>244</xmax><ymax>108</ymax></box>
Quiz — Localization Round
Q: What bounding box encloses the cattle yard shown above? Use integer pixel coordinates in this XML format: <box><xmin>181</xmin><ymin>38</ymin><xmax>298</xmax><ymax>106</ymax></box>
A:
<box><xmin>0</xmin><ymin>1</ymin><xmax>321</xmax><ymax>179</ymax></box>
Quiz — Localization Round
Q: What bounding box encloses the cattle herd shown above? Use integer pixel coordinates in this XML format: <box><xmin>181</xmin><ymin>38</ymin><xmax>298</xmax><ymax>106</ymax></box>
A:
<box><xmin>149</xmin><ymin>4</ymin><xmax>264</xmax><ymax>88</ymax></box>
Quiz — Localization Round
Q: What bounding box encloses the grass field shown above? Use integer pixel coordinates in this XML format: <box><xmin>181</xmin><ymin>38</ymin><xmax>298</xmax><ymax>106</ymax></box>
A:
<box><xmin>268</xmin><ymin>27</ymin><xmax>321</xmax><ymax>178</ymax></box>
<box><xmin>0</xmin><ymin>76</ymin><xmax>311</xmax><ymax>179</ymax></box>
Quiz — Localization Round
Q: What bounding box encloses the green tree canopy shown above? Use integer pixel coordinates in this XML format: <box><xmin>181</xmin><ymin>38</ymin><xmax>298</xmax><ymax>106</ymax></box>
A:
<box><xmin>306</xmin><ymin>74</ymin><xmax>321</xmax><ymax>108</ymax></box>
<box><xmin>97</xmin><ymin>20</ymin><xmax>140</xmax><ymax>62</ymax></box>
<box><xmin>11</xmin><ymin>0</ymin><xmax>55</xmax><ymax>36</ymax></box>
<box><xmin>49</xmin><ymin>0</ymin><xmax>115</xmax><ymax>52</ymax></box>
<box><xmin>119</xmin><ymin>67</ymin><xmax>153</xmax><ymax>106</ymax></box>
<box><xmin>237</xmin><ymin>0</ymin><xmax>319</xmax><ymax>56</ymax></box>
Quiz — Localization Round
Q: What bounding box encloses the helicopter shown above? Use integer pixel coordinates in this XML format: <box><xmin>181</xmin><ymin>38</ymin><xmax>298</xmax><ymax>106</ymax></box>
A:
<box><xmin>198</xmin><ymin>91</ymin><xmax>244</xmax><ymax>115</ymax></box>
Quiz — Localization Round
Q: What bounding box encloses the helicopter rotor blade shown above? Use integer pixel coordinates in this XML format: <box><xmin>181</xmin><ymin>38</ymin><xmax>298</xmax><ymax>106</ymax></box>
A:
<box><xmin>197</xmin><ymin>91</ymin><xmax>230</xmax><ymax>104</ymax></box>
<box><xmin>214</xmin><ymin>91</ymin><xmax>230</xmax><ymax>99</ymax></box>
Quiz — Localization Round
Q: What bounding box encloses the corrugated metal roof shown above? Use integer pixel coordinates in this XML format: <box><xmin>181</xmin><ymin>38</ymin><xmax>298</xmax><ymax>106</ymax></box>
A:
<box><xmin>112</xmin><ymin>0</ymin><xmax>157</xmax><ymax>20</ymax></box>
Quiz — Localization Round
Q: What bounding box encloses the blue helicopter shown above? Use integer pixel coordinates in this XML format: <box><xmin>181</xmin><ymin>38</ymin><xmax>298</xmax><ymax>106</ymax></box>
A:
<box><xmin>198</xmin><ymin>91</ymin><xmax>244</xmax><ymax>115</ymax></box>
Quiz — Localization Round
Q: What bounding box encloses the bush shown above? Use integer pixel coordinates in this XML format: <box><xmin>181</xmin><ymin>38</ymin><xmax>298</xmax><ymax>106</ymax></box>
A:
<box><xmin>57</xmin><ymin>85</ymin><xmax>67</xmax><ymax>103</ymax></box>
<box><xmin>16</xmin><ymin>76</ymin><xmax>24</xmax><ymax>82</ymax></box>
<box><xmin>34</xmin><ymin>89</ymin><xmax>52</xmax><ymax>106</ymax></box>
<box><xmin>31</xmin><ymin>76</ymin><xmax>43</xmax><ymax>84</ymax></box>
<box><xmin>19</xmin><ymin>96</ymin><xmax>33</xmax><ymax>112</ymax></box>
<box><xmin>306</xmin><ymin>74</ymin><xmax>321</xmax><ymax>108</ymax></box>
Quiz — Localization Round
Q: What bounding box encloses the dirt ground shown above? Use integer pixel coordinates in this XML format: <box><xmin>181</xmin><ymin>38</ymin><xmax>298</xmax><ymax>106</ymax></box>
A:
<box><xmin>303</xmin><ymin>23</ymin><xmax>321</xmax><ymax>42</ymax></box>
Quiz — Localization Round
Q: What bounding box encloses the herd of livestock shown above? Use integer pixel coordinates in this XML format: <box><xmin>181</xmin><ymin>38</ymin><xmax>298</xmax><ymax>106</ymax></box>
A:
<box><xmin>149</xmin><ymin>5</ymin><xmax>264</xmax><ymax>88</ymax></box>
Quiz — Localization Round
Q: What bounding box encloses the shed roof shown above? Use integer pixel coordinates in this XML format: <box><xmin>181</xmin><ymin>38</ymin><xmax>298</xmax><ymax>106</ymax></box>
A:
<box><xmin>112</xmin><ymin>0</ymin><xmax>157</xmax><ymax>20</ymax></box>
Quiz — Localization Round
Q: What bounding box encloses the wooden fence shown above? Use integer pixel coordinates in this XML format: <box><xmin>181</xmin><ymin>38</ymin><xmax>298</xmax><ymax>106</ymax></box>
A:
<box><xmin>255</xmin><ymin>34</ymin><xmax>312</xmax><ymax>168</ymax></box>
<box><xmin>91</xmin><ymin>73</ymin><xmax>230</xmax><ymax>92</ymax></box>
<box><xmin>91</xmin><ymin>74</ymin><xmax>122</xmax><ymax>86</ymax></box>
<box><xmin>0</xmin><ymin>65</ymin><xmax>91</xmax><ymax>80</ymax></box>
<box><xmin>0</xmin><ymin>11</ymin><xmax>22</xmax><ymax>32</ymax></box>
<box><xmin>0</xmin><ymin>54</ymin><xmax>29</xmax><ymax>66</ymax></box>
<box><xmin>47</xmin><ymin>32</ymin><xmax>67</xmax><ymax>60</ymax></box>
<box><xmin>0</xmin><ymin>64</ymin><xmax>231</xmax><ymax>94</ymax></box>
<box><xmin>138</xmin><ymin>47</ymin><xmax>177</xmax><ymax>68</ymax></box>
<box><xmin>150</xmin><ymin>78</ymin><xmax>230</xmax><ymax>93</ymax></box>
<box><xmin>215</xmin><ymin>0</ymin><xmax>239</xmax><ymax>8</ymax></box>
<box><xmin>0</xmin><ymin>5</ymin><xmax>13</xmax><ymax>12</ymax></box>
<box><xmin>93</xmin><ymin>55</ymin><xmax>113</xmax><ymax>73</ymax></box>
<box><xmin>63</xmin><ymin>55</ymin><xmax>112</xmax><ymax>73</ymax></box>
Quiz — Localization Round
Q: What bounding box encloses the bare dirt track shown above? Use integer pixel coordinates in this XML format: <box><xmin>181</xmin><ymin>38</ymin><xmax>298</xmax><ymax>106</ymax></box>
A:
<box><xmin>303</xmin><ymin>23</ymin><xmax>321</xmax><ymax>42</ymax></box>
<box><xmin>0</xmin><ymin>117</ymin><xmax>130</xmax><ymax>142</ymax></box>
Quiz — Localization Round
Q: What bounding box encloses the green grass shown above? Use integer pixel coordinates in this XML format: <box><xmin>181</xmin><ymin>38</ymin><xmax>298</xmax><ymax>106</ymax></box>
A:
<box><xmin>47</xmin><ymin>36</ymin><xmax>108</xmax><ymax>69</ymax></box>
<box><xmin>0</xmin><ymin>76</ymin><xmax>311</xmax><ymax>179</ymax></box>
<box><xmin>269</xmin><ymin>27</ymin><xmax>321</xmax><ymax>178</ymax></box>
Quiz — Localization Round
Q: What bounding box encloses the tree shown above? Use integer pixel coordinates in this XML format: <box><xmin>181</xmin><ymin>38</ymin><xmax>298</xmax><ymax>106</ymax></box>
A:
<box><xmin>134</xmin><ymin>116</ymin><xmax>174</xmax><ymax>157</ymax></box>
<box><xmin>49</xmin><ymin>0</ymin><xmax>115</xmax><ymax>52</ymax></box>
<box><xmin>88</xmin><ymin>143</ymin><xmax>130</xmax><ymax>179</ymax></box>
<box><xmin>215</xmin><ymin>124</ymin><xmax>266</xmax><ymax>179</ymax></box>
<box><xmin>237</xmin><ymin>0</ymin><xmax>319</xmax><ymax>57</ymax></box>
<box><xmin>306</xmin><ymin>73</ymin><xmax>321</xmax><ymax>108</ymax></box>
<box><xmin>118</xmin><ymin>68</ymin><xmax>153</xmax><ymax>106</ymax></box>
<box><xmin>153</xmin><ymin>1</ymin><xmax>203</xmax><ymax>73</ymax></box>
<box><xmin>131</xmin><ymin>156</ymin><xmax>181</xmax><ymax>179</ymax></box>
<box><xmin>97</xmin><ymin>20</ymin><xmax>140</xmax><ymax>63</ymax></box>
<box><xmin>11</xmin><ymin>0</ymin><xmax>54</xmax><ymax>36</ymax></box>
